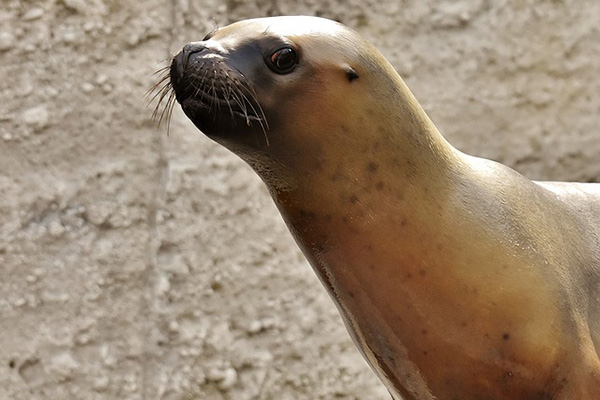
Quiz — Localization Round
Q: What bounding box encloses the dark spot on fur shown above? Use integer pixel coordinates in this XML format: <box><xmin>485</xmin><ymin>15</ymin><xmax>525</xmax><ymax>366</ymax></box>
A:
<box><xmin>400</xmin><ymin>218</ymin><xmax>408</xmax><ymax>227</ymax></box>
<box><xmin>375</xmin><ymin>181</ymin><xmax>384</xmax><ymax>191</ymax></box>
<box><xmin>331</xmin><ymin>170</ymin><xmax>344</xmax><ymax>182</ymax></box>
<box><xmin>421</xmin><ymin>329</ymin><xmax>428</xmax><ymax>335</ymax></box>
<box><xmin>388</xmin><ymin>356</ymin><xmax>397</xmax><ymax>368</ymax></box>
<box><xmin>405</xmin><ymin>160</ymin><xmax>418</xmax><ymax>178</ymax></box>
<box><xmin>299</xmin><ymin>209</ymin><xmax>316</xmax><ymax>219</ymax></box>
<box><xmin>419</xmin><ymin>269</ymin><xmax>427</xmax><ymax>277</ymax></box>
<box><xmin>405</xmin><ymin>272</ymin><xmax>413</xmax><ymax>279</ymax></box>
<box><xmin>503</xmin><ymin>333</ymin><xmax>510</xmax><ymax>341</ymax></box>
<box><xmin>502</xmin><ymin>370</ymin><xmax>514</xmax><ymax>379</ymax></box>
<box><xmin>423</xmin><ymin>351</ymin><xmax>428</xmax><ymax>356</ymax></box>
<box><xmin>367</xmin><ymin>162</ymin><xmax>378</xmax><ymax>173</ymax></box>
<box><xmin>461</xmin><ymin>321</ymin><xmax>467</xmax><ymax>327</ymax></box>
<box><xmin>9</xmin><ymin>359</ymin><xmax>15</xmax><ymax>369</ymax></box>
<box><xmin>349</xmin><ymin>195</ymin><xmax>359</xmax><ymax>204</ymax></box>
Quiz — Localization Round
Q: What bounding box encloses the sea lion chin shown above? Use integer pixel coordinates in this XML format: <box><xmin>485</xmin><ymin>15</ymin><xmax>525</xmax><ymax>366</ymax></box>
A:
<box><xmin>155</xmin><ymin>15</ymin><xmax>600</xmax><ymax>400</ymax></box>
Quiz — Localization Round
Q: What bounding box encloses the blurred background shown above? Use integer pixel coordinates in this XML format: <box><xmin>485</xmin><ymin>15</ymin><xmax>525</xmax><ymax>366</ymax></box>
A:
<box><xmin>1</xmin><ymin>1</ymin><xmax>599</xmax><ymax>399</ymax></box>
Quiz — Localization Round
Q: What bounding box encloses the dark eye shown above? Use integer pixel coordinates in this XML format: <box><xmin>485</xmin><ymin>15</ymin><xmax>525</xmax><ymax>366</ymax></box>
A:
<box><xmin>269</xmin><ymin>47</ymin><xmax>298</xmax><ymax>74</ymax></box>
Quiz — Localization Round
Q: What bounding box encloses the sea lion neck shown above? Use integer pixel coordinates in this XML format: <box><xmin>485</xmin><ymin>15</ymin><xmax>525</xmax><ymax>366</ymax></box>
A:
<box><xmin>260</xmin><ymin>96</ymin><xmax>462</xmax><ymax>250</ymax></box>
<box><xmin>257</xmin><ymin>76</ymin><xmax>462</xmax><ymax>215</ymax></box>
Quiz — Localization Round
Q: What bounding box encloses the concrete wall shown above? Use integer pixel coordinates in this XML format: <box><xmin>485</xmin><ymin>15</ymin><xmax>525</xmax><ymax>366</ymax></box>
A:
<box><xmin>1</xmin><ymin>1</ymin><xmax>598</xmax><ymax>399</ymax></box>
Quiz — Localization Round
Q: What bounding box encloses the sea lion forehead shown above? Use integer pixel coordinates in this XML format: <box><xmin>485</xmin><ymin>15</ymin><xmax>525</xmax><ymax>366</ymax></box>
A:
<box><xmin>222</xmin><ymin>16</ymin><xmax>348</xmax><ymax>40</ymax></box>
<box><xmin>213</xmin><ymin>16</ymin><xmax>365</xmax><ymax>66</ymax></box>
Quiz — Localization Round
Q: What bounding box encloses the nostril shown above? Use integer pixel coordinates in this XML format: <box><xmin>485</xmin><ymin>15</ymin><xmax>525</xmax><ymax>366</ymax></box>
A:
<box><xmin>182</xmin><ymin>42</ymin><xmax>206</xmax><ymax>68</ymax></box>
<box><xmin>183</xmin><ymin>42</ymin><xmax>205</xmax><ymax>54</ymax></box>
<box><xmin>170</xmin><ymin>42</ymin><xmax>206</xmax><ymax>87</ymax></box>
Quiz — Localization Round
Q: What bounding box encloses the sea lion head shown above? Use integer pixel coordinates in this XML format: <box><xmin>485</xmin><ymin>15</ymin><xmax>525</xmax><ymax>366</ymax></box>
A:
<box><xmin>155</xmin><ymin>16</ymin><xmax>434</xmax><ymax>191</ymax></box>
<box><xmin>171</xmin><ymin>17</ymin><xmax>367</xmax><ymax>136</ymax></box>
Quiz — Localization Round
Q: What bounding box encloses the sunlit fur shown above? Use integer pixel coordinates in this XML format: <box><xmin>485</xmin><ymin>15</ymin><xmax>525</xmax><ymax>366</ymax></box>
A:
<box><xmin>162</xmin><ymin>16</ymin><xmax>600</xmax><ymax>400</ymax></box>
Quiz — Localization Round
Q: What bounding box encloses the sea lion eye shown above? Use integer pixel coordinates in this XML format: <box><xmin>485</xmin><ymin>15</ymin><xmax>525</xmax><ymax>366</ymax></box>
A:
<box><xmin>269</xmin><ymin>47</ymin><xmax>298</xmax><ymax>74</ymax></box>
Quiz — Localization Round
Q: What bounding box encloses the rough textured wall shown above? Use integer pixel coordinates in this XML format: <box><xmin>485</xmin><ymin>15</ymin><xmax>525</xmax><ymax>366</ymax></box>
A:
<box><xmin>1</xmin><ymin>1</ymin><xmax>598</xmax><ymax>399</ymax></box>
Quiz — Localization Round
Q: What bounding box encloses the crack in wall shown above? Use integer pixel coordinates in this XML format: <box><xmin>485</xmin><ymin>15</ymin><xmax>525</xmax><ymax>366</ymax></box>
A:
<box><xmin>140</xmin><ymin>1</ymin><xmax>177</xmax><ymax>399</ymax></box>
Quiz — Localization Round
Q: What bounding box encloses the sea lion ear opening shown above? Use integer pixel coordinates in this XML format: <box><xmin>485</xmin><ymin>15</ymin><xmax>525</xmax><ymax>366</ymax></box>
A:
<box><xmin>345</xmin><ymin>67</ymin><xmax>360</xmax><ymax>82</ymax></box>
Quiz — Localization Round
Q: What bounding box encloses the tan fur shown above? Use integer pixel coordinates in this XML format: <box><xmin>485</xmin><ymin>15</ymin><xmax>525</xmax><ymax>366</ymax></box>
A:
<box><xmin>178</xmin><ymin>16</ymin><xmax>600</xmax><ymax>399</ymax></box>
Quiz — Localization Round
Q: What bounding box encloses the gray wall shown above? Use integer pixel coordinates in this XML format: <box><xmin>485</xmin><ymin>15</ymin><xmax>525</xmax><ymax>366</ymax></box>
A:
<box><xmin>1</xmin><ymin>1</ymin><xmax>598</xmax><ymax>399</ymax></box>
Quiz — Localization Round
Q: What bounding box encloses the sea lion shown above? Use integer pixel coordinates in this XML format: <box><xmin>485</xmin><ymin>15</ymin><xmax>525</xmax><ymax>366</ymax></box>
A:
<box><xmin>156</xmin><ymin>16</ymin><xmax>600</xmax><ymax>399</ymax></box>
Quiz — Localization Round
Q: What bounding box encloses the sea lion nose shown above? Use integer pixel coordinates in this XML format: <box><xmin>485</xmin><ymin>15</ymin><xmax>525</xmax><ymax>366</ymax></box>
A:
<box><xmin>172</xmin><ymin>42</ymin><xmax>206</xmax><ymax>75</ymax></box>
<box><xmin>170</xmin><ymin>42</ymin><xmax>207</xmax><ymax>91</ymax></box>
<box><xmin>182</xmin><ymin>42</ymin><xmax>206</xmax><ymax>68</ymax></box>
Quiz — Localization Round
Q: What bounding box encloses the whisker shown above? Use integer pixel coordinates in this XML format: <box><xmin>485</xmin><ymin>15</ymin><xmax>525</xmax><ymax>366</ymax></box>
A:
<box><xmin>148</xmin><ymin>82</ymin><xmax>173</xmax><ymax>106</ymax></box>
<box><xmin>219</xmin><ymin>61</ymin><xmax>270</xmax><ymax>145</ymax></box>
<box><xmin>210</xmin><ymin>69</ymin><xmax>220</xmax><ymax>113</ymax></box>
<box><xmin>222</xmin><ymin>81</ymin><xmax>236</xmax><ymax>123</ymax></box>
<box><xmin>148</xmin><ymin>63</ymin><xmax>177</xmax><ymax>134</ymax></box>
<box><xmin>236</xmin><ymin>81</ymin><xmax>270</xmax><ymax>145</ymax></box>
<box><xmin>146</xmin><ymin>73</ymin><xmax>170</xmax><ymax>100</ymax></box>
<box><xmin>155</xmin><ymin>90</ymin><xmax>172</xmax><ymax>125</ymax></box>
<box><xmin>151</xmin><ymin>64</ymin><xmax>171</xmax><ymax>76</ymax></box>
<box><xmin>164</xmin><ymin>91</ymin><xmax>176</xmax><ymax>137</ymax></box>
<box><xmin>237</xmin><ymin>76</ymin><xmax>269</xmax><ymax>127</ymax></box>
<box><xmin>151</xmin><ymin>84</ymin><xmax>173</xmax><ymax>120</ymax></box>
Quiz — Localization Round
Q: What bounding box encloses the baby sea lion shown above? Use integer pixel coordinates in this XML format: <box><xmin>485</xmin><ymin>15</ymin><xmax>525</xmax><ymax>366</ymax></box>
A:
<box><xmin>156</xmin><ymin>16</ymin><xmax>600</xmax><ymax>399</ymax></box>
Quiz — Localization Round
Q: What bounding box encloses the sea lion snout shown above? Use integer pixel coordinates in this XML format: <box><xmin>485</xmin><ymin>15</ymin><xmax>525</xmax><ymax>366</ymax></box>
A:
<box><xmin>169</xmin><ymin>41</ymin><xmax>268</xmax><ymax>141</ymax></box>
